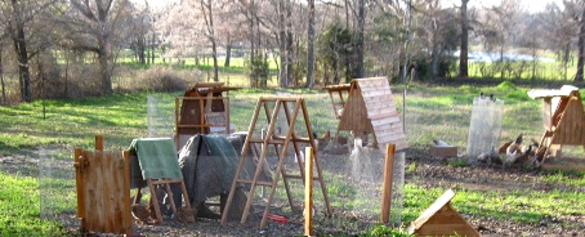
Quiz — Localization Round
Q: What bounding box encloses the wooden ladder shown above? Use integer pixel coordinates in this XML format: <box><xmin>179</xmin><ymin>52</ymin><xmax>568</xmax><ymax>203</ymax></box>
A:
<box><xmin>220</xmin><ymin>96</ymin><xmax>332</xmax><ymax>228</ymax></box>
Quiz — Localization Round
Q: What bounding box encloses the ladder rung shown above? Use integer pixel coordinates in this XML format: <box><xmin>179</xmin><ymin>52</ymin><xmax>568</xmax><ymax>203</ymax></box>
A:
<box><xmin>283</xmin><ymin>174</ymin><xmax>321</xmax><ymax>181</ymax></box>
<box><xmin>236</xmin><ymin>179</ymin><xmax>273</xmax><ymax>187</ymax></box>
<box><xmin>248</xmin><ymin>138</ymin><xmax>285</xmax><ymax>144</ymax></box>
<box><xmin>272</xmin><ymin>135</ymin><xmax>311</xmax><ymax>143</ymax></box>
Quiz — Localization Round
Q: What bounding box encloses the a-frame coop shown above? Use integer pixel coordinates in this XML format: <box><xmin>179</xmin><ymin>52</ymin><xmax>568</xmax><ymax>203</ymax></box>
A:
<box><xmin>175</xmin><ymin>82</ymin><xmax>238</xmax><ymax>148</ymax></box>
<box><xmin>528</xmin><ymin>85</ymin><xmax>585</xmax><ymax>162</ymax></box>
<box><xmin>407</xmin><ymin>189</ymin><xmax>480</xmax><ymax>237</ymax></box>
<box><xmin>338</xmin><ymin>77</ymin><xmax>408</xmax><ymax>150</ymax></box>
<box><xmin>220</xmin><ymin>96</ymin><xmax>332</xmax><ymax>228</ymax></box>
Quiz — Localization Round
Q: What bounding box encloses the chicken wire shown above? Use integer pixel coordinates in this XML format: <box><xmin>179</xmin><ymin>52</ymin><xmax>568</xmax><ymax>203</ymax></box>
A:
<box><xmin>147</xmin><ymin>95</ymin><xmax>175</xmax><ymax>138</ymax></box>
<box><xmin>466</xmin><ymin>96</ymin><xmax>504</xmax><ymax>163</ymax></box>
<box><xmin>38</xmin><ymin>148</ymin><xmax>78</xmax><ymax>224</ymax></box>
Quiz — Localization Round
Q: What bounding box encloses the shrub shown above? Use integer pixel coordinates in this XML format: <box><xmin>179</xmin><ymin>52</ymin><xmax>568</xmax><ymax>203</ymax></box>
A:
<box><xmin>119</xmin><ymin>66</ymin><xmax>202</xmax><ymax>92</ymax></box>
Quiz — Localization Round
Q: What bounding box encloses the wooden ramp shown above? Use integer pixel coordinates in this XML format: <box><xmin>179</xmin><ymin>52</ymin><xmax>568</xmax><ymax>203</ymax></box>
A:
<box><xmin>338</xmin><ymin>77</ymin><xmax>407</xmax><ymax>150</ymax></box>
<box><xmin>220</xmin><ymin>96</ymin><xmax>332</xmax><ymax>228</ymax></box>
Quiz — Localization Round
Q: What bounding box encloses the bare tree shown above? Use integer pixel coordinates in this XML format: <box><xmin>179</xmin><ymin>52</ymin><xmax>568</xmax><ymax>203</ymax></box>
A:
<box><xmin>200</xmin><ymin>0</ymin><xmax>220</xmax><ymax>82</ymax></box>
<box><xmin>60</xmin><ymin>0</ymin><xmax>133</xmax><ymax>95</ymax></box>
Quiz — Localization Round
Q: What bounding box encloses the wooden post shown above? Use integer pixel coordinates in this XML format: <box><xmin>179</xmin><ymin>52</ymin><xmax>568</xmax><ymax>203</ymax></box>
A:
<box><xmin>95</xmin><ymin>135</ymin><xmax>104</xmax><ymax>151</ymax></box>
<box><xmin>73</xmin><ymin>148</ymin><xmax>86</xmax><ymax>231</ymax></box>
<box><xmin>304</xmin><ymin>147</ymin><xmax>313</xmax><ymax>236</ymax></box>
<box><xmin>381</xmin><ymin>144</ymin><xmax>396</xmax><ymax>224</ymax></box>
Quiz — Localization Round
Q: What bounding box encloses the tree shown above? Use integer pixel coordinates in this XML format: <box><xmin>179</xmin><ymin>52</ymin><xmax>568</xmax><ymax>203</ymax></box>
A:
<box><xmin>200</xmin><ymin>0</ymin><xmax>220</xmax><ymax>82</ymax></box>
<box><xmin>0</xmin><ymin>0</ymin><xmax>57</xmax><ymax>102</ymax></box>
<box><xmin>574</xmin><ymin>2</ymin><xmax>585</xmax><ymax>82</ymax></box>
<box><xmin>459</xmin><ymin>0</ymin><xmax>469</xmax><ymax>78</ymax></box>
<box><xmin>305</xmin><ymin>0</ymin><xmax>315</xmax><ymax>87</ymax></box>
<box><xmin>61</xmin><ymin>0</ymin><xmax>133</xmax><ymax>95</ymax></box>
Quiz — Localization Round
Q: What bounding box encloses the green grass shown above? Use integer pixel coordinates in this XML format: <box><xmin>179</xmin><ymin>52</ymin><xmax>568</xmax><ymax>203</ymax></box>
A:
<box><xmin>2</xmin><ymin>82</ymin><xmax>585</xmax><ymax>235</ymax></box>
<box><xmin>0</xmin><ymin>171</ymin><xmax>67</xmax><ymax>236</ymax></box>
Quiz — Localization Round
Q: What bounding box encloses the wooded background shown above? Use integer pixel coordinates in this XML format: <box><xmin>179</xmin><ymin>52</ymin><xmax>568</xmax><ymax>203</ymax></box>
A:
<box><xmin>0</xmin><ymin>0</ymin><xmax>582</xmax><ymax>103</ymax></box>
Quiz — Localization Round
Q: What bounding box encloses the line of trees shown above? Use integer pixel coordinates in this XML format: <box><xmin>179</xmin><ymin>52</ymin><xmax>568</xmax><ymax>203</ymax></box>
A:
<box><xmin>1</xmin><ymin>0</ymin><xmax>585</xmax><ymax>103</ymax></box>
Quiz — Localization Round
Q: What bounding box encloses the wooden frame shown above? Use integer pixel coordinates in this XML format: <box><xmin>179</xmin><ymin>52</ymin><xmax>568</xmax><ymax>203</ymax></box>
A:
<box><xmin>220</xmin><ymin>96</ymin><xmax>332</xmax><ymax>229</ymax></box>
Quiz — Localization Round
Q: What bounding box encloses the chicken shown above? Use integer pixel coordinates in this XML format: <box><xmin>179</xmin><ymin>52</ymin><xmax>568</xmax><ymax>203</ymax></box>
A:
<box><xmin>320</xmin><ymin>130</ymin><xmax>331</xmax><ymax>140</ymax></box>
<box><xmin>433</xmin><ymin>139</ymin><xmax>451</xmax><ymax>147</ymax></box>
<box><xmin>504</xmin><ymin>143</ymin><xmax>532</xmax><ymax>166</ymax></box>
<box><xmin>498</xmin><ymin>140</ymin><xmax>513</xmax><ymax>154</ymax></box>
<box><xmin>506</xmin><ymin>134</ymin><xmax>524</xmax><ymax>157</ymax></box>
<box><xmin>477</xmin><ymin>145</ymin><xmax>501</xmax><ymax>165</ymax></box>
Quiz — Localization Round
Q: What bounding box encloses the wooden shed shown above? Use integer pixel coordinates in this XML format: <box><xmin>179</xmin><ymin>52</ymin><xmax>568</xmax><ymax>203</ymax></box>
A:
<box><xmin>407</xmin><ymin>189</ymin><xmax>480</xmax><ymax>237</ymax></box>
<box><xmin>337</xmin><ymin>77</ymin><xmax>407</xmax><ymax>150</ymax></box>
<box><xmin>527</xmin><ymin>85</ymin><xmax>585</xmax><ymax>161</ymax></box>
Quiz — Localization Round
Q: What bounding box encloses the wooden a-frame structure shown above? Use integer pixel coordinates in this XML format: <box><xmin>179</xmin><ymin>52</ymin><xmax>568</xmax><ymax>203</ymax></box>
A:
<box><xmin>337</xmin><ymin>77</ymin><xmax>407</xmax><ymax>150</ymax></box>
<box><xmin>528</xmin><ymin>85</ymin><xmax>585</xmax><ymax>161</ymax></box>
<box><xmin>220</xmin><ymin>96</ymin><xmax>332</xmax><ymax>228</ymax></box>
<box><xmin>407</xmin><ymin>189</ymin><xmax>479</xmax><ymax>237</ymax></box>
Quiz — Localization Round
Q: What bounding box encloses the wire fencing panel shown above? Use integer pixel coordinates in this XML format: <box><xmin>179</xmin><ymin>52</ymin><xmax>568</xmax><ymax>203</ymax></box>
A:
<box><xmin>466</xmin><ymin>96</ymin><xmax>504</xmax><ymax>163</ymax></box>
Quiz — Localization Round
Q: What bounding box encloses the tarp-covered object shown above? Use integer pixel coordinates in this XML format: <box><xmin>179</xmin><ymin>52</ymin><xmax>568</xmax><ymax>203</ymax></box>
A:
<box><xmin>179</xmin><ymin>134</ymin><xmax>238</xmax><ymax>206</ymax></box>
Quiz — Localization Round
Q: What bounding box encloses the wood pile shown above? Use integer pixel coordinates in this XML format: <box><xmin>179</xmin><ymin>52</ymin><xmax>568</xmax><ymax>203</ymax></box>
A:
<box><xmin>476</xmin><ymin>134</ymin><xmax>550</xmax><ymax>168</ymax></box>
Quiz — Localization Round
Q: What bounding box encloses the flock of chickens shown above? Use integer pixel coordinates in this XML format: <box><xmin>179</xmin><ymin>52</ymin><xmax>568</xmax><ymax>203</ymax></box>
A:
<box><xmin>477</xmin><ymin>134</ymin><xmax>549</xmax><ymax>167</ymax></box>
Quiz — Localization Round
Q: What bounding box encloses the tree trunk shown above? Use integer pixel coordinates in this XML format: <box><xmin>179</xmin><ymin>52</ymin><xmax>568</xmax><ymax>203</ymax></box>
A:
<box><xmin>285</xmin><ymin>2</ymin><xmax>293</xmax><ymax>87</ymax></box>
<box><xmin>576</xmin><ymin>7</ymin><xmax>585</xmax><ymax>82</ymax></box>
<box><xmin>458</xmin><ymin>0</ymin><xmax>469</xmax><ymax>78</ymax></box>
<box><xmin>305</xmin><ymin>0</ymin><xmax>315</xmax><ymax>87</ymax></box>
<box><xmin>138</xmin><ymin>37</ymin><xmax>146</xmax><ymax>64</ymax></box>
<box><xmin>13</xmin><ymin>24</ymin><xmax>32</xmax><ymax>102</ymax></box>
<box><xmin>225</xmin><ymin>34</ymin><xmax>232</xmax><ymax>67</ymax></box>
<box><xmin>0</xmin><ymin>48</ymin><xmax>5</xmax><ymax>104</ymax></box>
<box><xmin>279</xmin><ymin>1</ymin><xmax>287</xmax><ymax>88</ymax></box>
<box><xmin>98</xmin><ymin>40</ymin><xmax>112</xmax><ymax>95</ymax></box>
<box><xmin>356</xmin><ymin>0</ymin><xmax>365</xmax><ymax>78</ymax></box>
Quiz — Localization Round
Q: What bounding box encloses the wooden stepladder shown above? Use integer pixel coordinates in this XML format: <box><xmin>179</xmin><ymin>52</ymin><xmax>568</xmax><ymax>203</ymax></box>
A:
<box><xmin>220</xmin><ymin>96</ymin><xmax>332</xmax><ymax>228</ymax></box>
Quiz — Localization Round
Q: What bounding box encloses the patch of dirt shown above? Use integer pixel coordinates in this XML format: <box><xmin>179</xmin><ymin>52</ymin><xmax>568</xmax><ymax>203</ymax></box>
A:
<box><xmin>3</xmin><ymin>146</ymin><xmax>585</xmax><ymax>237</ymax></box>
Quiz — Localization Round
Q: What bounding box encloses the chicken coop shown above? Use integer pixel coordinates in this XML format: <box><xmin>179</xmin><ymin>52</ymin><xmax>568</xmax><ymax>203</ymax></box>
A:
<box><xmin>336</xmin><ymin>77</ymin><xmax>407</xmax><ymax>150</ymax></box>
<box><xmin>528</xmin><ymin>85</ymin><xmax>585</xmax><ymax>169</ymax></box>
<box><xmin>175</xmin><ymin>82</ymin><xmax>239</xmax><ymax>148</ymax></box>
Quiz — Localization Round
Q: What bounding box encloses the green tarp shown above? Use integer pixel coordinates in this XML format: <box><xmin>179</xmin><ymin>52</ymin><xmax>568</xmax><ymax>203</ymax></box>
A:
<box><xmin>128</xmin><ymin>138</ymin><xmax>183</xmax><ymax>180</ymax></box>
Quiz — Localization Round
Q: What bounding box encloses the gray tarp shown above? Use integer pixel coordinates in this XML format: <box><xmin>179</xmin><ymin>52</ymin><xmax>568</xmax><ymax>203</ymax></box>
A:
<box><xmin>178</xmin><ymin>133</ymin><xmax>272</xmax><ymax>207</ymax></box>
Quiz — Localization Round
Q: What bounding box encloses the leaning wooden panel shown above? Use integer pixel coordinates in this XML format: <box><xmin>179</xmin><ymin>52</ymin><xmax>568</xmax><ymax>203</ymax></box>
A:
<box><xmin>407</xmin><ymin>189</ymin><xmax>480</xmax><ymax>237</ymax></box>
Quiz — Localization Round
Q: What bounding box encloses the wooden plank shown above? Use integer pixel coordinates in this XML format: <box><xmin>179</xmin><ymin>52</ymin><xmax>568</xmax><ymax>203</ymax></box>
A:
<box><xmin>304</xmin><ymin>147</ymin><xmax>313</xmax><ymax>236</ymax></box>
<box><xmin>74</xmin><ymin>148</ymin><xmax>85</xmax><ymax>220</ymax></box>
<box><xmin>381</xmin><ymin>144</ymin><xmax>395</xmax><ymax>224</ymax></box>
<box><xmin>95</xmin><ymin>151</ymin><xmax>106</xmax><ymax>232</ymax></box>
<box><xmin>95</xmin><ymin>135</ymin><xmax>104</xmax><ymax>151</ymax></box>
<box><xmin>147</xmin><ymin>179</ymin><xmax>163</xmax><ymax>223</ymax></box>
<box><xmin>102</xmin><ymin>152</ymin><xmax>114</xmax><ymax>233</ymax></box>
<box><xmin>122</xmin><ymin>151</ymin><xmax>133</xmax><ymax>236</ymax></box>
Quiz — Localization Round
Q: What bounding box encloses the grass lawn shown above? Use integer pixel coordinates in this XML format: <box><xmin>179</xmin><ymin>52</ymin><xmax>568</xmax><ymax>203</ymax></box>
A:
<box><xmin>1</xmin><ymin>81</ymin><xmax>584</xmax><ymax>236</ymax></box>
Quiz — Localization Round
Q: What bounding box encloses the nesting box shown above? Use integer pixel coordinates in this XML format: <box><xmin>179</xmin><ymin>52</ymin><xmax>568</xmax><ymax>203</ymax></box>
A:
<box><xmin>407</xmin><ymin>189</ymin><xmax>479</xmax><ymax>237</ymax></box>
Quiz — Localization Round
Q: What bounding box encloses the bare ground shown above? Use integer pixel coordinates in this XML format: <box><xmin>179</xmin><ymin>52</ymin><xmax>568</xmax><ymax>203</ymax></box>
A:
<box><xmin>2</xmin><ymin>146</ymin><xmax>584</xmax><ymax>237</ymax></box>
